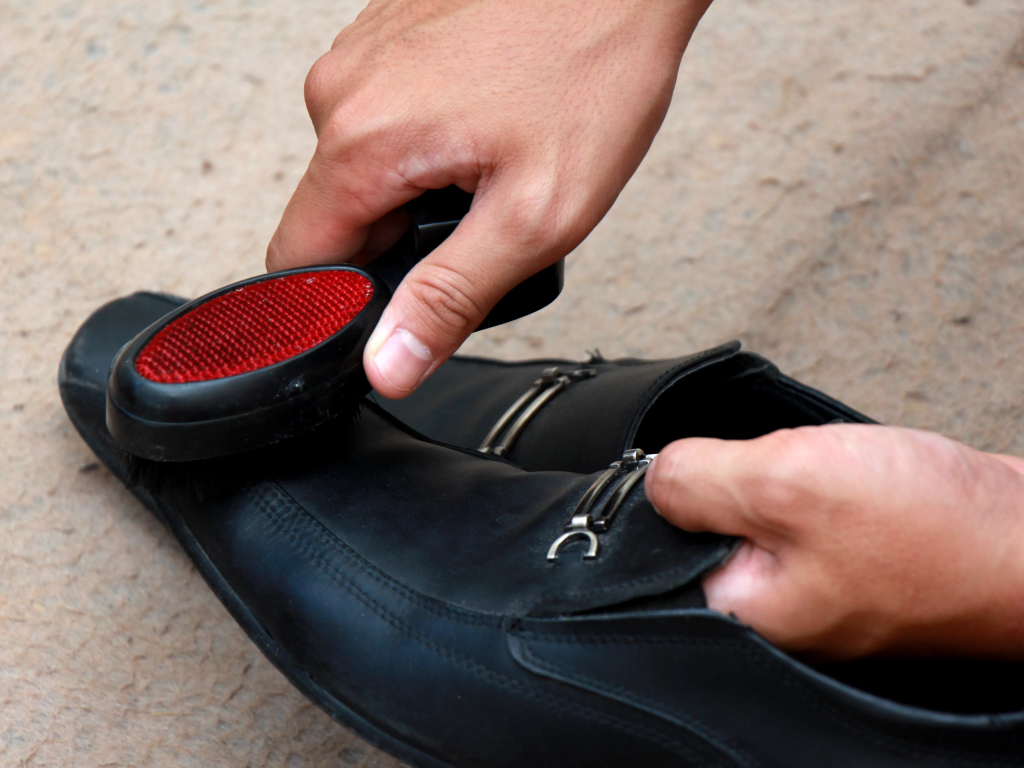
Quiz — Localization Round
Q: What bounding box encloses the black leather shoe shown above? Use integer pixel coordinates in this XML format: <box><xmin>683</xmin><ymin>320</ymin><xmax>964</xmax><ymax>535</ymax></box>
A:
<box><xmin>60</xmin><ymin>293</ymin><xmax>1024</xmax><ymax>767</ymax></box>
<box><xmin>378</xmin><ymin>344</ymin><xmax>874</xmax><ymax>472</ymax></box>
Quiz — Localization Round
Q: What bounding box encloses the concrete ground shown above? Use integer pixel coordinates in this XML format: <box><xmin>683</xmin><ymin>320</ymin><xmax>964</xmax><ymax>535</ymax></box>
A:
<box><xmin>2</xmin><ymin>0</ymin><xmax>1023</xmax><ymax>765</ymax></box>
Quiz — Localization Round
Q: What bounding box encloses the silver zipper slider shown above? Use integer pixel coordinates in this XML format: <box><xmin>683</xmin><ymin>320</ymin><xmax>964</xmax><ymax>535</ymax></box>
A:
<box><xmin>546</xmin><ymin>449</ymin><xmax>657</xmax><ymax>562</ymax></box>
<box><xmin>479</xmin><ymin>366</ymin><xmax>597</xmax><ymax>456</ymax></box>
<box><xmin>546</xmin><ymin>514</ymin><xmax>599</xmax><ymax>561</ymax></box>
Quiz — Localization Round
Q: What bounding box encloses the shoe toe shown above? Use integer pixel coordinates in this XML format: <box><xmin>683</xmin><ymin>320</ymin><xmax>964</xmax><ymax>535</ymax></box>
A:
<box><xmin>59</xmin><ymin>292</ymin><xmax>186</xmax><ymax>392</ymax></box>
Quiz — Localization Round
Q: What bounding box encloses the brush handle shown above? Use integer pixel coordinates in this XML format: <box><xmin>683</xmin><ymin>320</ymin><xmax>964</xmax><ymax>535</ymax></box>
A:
<box><xmin>406</xmin><ymin>185</ymin><xmax>473</xmax><ymax>255</ymax></box>
<box><xmin>372</xmin><ymin>186</ymin><xmax>564</xmax><ymax>330</ymax></box>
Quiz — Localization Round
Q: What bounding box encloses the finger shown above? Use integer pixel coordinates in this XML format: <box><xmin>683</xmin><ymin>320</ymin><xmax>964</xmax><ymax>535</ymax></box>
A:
<box><xmin>646</xmin><ymin>434</ymin><xmax>827</xmax><ymax>646</ymax></box>
<box><xmin>991</xmin><ymin>452</ymin><xmax>1024</xmax><ymax>476</ymax></box>
<box><xmin>266</xmin><ymin>143</ymin><xmax>422</xmax><ymax>272</ymax></box>
<box><xmin>644</xmin><ymin>436</ymin><xmax>806</xmax><ymax>638</ymax></box>
<box><xmin>363</xmin><ymin>183</ymin><xmax>562</xmax><ymax>398</ymax></box>
<box><xmin>644</xmin><ymin>437</ymin><xmax>771</xmax><ymax>540</ymax></box>
<box><xmin>644</xmin><ymin>431</ymin><xmax>819</xmax><ymax>542</ymax></box>
<box><xmin>702</xmin><ymin>537</ymin><xmax>839</xmax><ymax>657</ymax></box>
<box><xmin>701</xmin><ymin>538</ymin><xmax>786</xmax><ymax>619</ymax></box>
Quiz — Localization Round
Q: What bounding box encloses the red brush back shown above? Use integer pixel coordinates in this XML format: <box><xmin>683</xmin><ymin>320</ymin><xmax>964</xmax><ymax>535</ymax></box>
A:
<box><xmin>136</xmin><ymin>271</ymin><xmax>374</xmax><ymax>383</ymax></box>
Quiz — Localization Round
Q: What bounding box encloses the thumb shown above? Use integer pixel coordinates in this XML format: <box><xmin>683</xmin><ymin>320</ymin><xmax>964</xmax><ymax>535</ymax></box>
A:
<box><xmin>644</xmin><ymin>436</ymin><xmax>783</xmax><ymax>540</ymax></box>
<box><xmin>644</xmin><ymin>433</ymin><xmax>807</xmax><ymax>631</ymax></box>
<box><xmin>364</xmin><ymin>186</ymin><xmax>558</xmax><ymax>398</ymax></box>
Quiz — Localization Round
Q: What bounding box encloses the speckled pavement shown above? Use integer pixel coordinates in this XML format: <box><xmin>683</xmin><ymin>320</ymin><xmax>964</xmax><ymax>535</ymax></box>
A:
<box><xmin>2</xmin><ymin>0</ymin><xmax>1023</xmax><ymax>765</ymax></box>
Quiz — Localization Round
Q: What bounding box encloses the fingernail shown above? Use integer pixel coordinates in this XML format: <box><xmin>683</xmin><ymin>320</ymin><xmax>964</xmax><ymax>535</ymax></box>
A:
<box><xmin>370</xmin><ymin>328</ymin><xmax>433</xmax><ymax>392</ymax></box>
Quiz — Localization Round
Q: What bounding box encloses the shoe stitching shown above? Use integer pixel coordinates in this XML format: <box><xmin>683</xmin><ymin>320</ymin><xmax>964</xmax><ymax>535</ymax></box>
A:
<box><xmin>248</xmin><ymin>484</ymin><xmax>720</xmax><ymax>764</ymax></box>
<box><xmin>513</xmin><ymin>632</ymin><xmax>1023</xmax><ymax>766</ymax></box>
<box><xmin>250</xmin><ymin>485</ymin><xmax>500</xmax><ymax>627</ymax></box>
<box><xmin>517</xmin><ymin>641</ymin><xmax>758</xmax><ymax>767</ymax></box>
<box><xmin>261</xmin><ymin>479</ymin><xmax>727</xmax><ymax>623</ymax></box>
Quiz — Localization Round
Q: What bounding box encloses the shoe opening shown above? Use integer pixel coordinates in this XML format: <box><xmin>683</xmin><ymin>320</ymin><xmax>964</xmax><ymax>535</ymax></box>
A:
<box><xmin>633</xmin><ymin>352</ymin><xmax>867</xmax><ymax>452</ymax></box>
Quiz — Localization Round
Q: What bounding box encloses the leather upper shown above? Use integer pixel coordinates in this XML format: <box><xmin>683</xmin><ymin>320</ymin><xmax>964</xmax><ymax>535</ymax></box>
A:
<box><xmin>379</xmin><ymin>345</ymin><xmax>874</xmax><ymax>473</ymax></box>
<box><xmin>57</xmin><ymin>292</ymin><xmax>1024</xmax><ymax>768</ymax></box>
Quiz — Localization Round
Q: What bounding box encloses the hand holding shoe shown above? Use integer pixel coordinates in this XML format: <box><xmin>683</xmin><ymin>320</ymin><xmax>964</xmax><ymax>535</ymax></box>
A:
<box><xmin>266</xmin><ymin>0</ymin><xmax>712</xmax><ymax>397</ymax></box>
<box><xmin>646</xmin><ymin>424</ymin><xmax>1024</xmax><ymax>660</ymax></box>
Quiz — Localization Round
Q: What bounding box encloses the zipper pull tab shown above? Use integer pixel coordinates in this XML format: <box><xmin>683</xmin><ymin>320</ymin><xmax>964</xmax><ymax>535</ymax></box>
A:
<box><xmin>546</xmin><ymin>449</ymin><xmax>656</xmax><ymax>562</ymax></box>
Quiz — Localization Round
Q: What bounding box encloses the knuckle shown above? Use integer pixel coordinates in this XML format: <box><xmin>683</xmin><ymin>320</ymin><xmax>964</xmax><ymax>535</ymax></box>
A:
<box><xmin>745</xmin><ymin>430</ymin><xmax>814</xmax><ymax>524</ymax></box>
<box><xmin>314</xmin><ymin>94</ymin><xmax>386</xmax><ymax>168</ymax></box>
<box><xmin>498</xmin><ymin>181</ymin><xmax>571</xmax><ymax>253</ymax></box>
<box><xmin>496</xmin><ymin>172</ymin><xmax>607</xmax><ymax>256</ymax></box>
<box><xmin>314</xmin><ymin>107</ymin><xmax>368</xmax><ymax>169</ymax></box>
<box><xmin>303</xmin><ymin>54</ymin><xmax>335</xmax><ymax>120</ymax></box>
<box><xmin>405</xmin><ymin>264</ymin><xmax>487</xmax><ymax>342</ymax></box>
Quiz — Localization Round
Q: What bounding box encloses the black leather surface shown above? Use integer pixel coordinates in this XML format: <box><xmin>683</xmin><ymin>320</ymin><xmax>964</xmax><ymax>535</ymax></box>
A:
<box><xmin>272</xmin><ymin>411</ymin><xmax>731</xmax><ymax>617</ymax></box>
<box><xmin>59</xmin><ymin>290</ymin><xmax>182</xmax><ymax>393</ymax></box>
<box><xmin>379</xmin><ymin>345</ymin><xmax>875</xmax><ymax>473</ymax></box>
<box><xmin>58</xmin><ymin>293</ymin><xmax>1024</xmax><ymax>768</ymax></box>
<box><xmin>509</xmin><ymin>614</ymin><xmax>1024</xmax><ymax>767</ymax></box>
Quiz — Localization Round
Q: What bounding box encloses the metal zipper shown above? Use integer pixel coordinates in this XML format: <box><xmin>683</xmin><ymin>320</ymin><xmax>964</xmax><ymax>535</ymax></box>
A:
<box><xmin>478</xmin><ymin>366</ymin><xmax>597</xmax><ymax>457</ymax></box>
<box><xmin>546</xmin><ymin>449</ymin><xmax>656</xmax><ymax>562</ymax></box>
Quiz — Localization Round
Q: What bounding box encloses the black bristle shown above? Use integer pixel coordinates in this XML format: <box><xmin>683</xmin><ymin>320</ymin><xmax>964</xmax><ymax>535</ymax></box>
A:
<box><xmin>119</xmin><ymin>398</ymin><xmax>365</xmax><ymax>501</ymax></box>
<box><xmin>121</xmin><ymin>449</ymin><xmax>258</xmax><ymax>501</ymax></box>
<box><xmin>586</xmin><ymin>348</ymin><xmax>605</xmax><ymax>364</ymax></box>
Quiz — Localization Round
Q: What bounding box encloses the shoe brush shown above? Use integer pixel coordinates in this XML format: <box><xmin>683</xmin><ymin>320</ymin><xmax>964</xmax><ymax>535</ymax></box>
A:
<box><xmin>107</xmin><ymin>187</ymin><xmax>564</xmax><ymax>467</ymax></box>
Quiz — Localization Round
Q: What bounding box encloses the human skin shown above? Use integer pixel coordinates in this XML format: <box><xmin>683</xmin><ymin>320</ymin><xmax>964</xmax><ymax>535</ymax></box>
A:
<box><xmin>269</xmin><ymin>0</ymin><xmax>1024</xmax><ymax>659</ymax></box>
<box><xmin>267</xmin><ymin>0</ymin><xmax>713</xmax><ymax>397</ymax></box>
<box><xmin>645</xmin><ymin>425</ymin><xmax>1024</xmax><ymax>660</ymax></box>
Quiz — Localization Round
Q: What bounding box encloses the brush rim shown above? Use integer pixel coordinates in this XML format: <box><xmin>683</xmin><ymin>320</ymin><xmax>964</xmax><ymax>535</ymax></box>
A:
<box><xmin>106</xmin><ymin>265</ymin><xmax>386</xmax><ymax>462</ymax></box>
